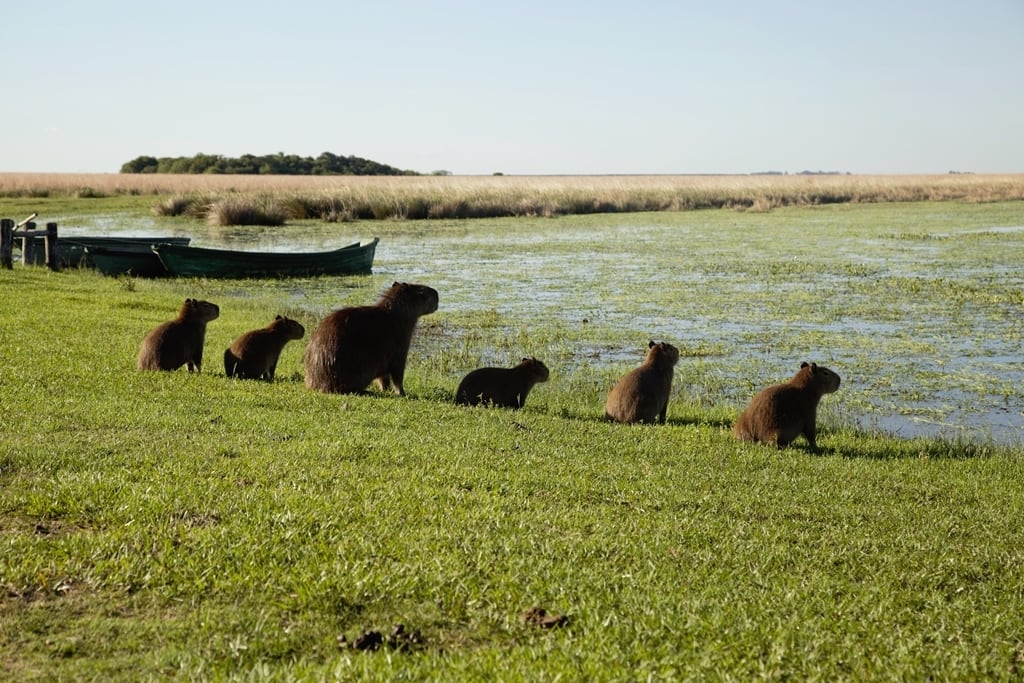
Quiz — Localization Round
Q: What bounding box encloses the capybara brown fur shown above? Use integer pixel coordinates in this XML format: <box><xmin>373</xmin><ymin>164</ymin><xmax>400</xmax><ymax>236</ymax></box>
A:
<box><xmin>137</xmin><ymin>298</ymin><xmax>220</xmax><ymax>372</ymax></box>
<box><xmin>304</xmin><ymin>282</ymin><xmax>439</xmax><ymax>395</ymax></box>
<box><xmin>604</xmin><ymin>340</ymin><xmax>680</xmax><ymax>424</ymax></box>
<box><xmin>733</xmin><ymin>361</ymin><xmax>841</xmax><ymax>450</ymax></box>
<box><xmin>455</xmin><ymin>357</ymin><xmax>550</xmax><ymax>409</ymax></box>
<box><xmin>224</xmin><ymin>315</ymin><xmax>306</xmax><ymax>381</ymax></box>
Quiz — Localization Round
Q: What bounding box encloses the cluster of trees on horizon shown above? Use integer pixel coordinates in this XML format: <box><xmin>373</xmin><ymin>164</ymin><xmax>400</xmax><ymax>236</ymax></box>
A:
<box><xmin>119</xmin><ymin>152</ymin><xmax>417</xmax><ymax>176</ymax></box>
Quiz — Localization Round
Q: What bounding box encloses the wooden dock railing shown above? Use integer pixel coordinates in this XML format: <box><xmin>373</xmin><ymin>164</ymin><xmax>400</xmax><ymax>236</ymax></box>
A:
<box><xmin>1</xmin><ymin>213</ymin><xmax>60</xmax><ymax>271</ymax></box>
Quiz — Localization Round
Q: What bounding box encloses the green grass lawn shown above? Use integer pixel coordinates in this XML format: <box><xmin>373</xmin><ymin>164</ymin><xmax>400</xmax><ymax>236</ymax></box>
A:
<box><xmin>2</xmin><ymin>203</ymin><xmax>1024</xmax><ymax>680</ymax></box>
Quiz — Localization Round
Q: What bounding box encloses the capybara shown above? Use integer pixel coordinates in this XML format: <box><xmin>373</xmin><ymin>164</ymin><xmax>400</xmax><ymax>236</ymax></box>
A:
<box><xmin>224</xmin><ymin>315</ymin><xmax>306</xmax><ymax>381</ymax></box>
<box><xmin>733</xmin><ymin>361</ymin><xmax>841</xmax><ymax>450</ymax></box>
<box><xmin>137</xmin><ymin>298</ymin><xmax>220</xmax><ymax>372</ymax></box>
<box><xmin>604</xmin><ymin>340</ymin><xmax>680</xmax><ymax>424</ymax></box>
<box><xmin>304</xmin><ymin>282</ymin><xmax>439</xmax><ymax>395</ymax></box>
<box><xmin>455</xmin><ymin>357</ymin><xmax>550</xmax><ymax>409</ymax></box>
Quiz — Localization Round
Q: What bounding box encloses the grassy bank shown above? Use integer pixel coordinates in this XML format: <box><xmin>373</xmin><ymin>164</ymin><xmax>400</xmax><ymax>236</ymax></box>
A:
<box><xmin>2</xmin><ymin>249</ymin><xmax>1023</xmax><ymax>679</ymax></box>
<box><xmin>2</xmin><ymin>172</ymin><xmax>1024</xmax><ymax>224</ymax></box>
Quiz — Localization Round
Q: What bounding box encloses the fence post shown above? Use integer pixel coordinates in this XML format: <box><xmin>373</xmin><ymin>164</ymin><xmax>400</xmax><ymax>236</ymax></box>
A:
<box><xmin>44</xmin><ymin>222</ymin><xmax>60</xmax><ymax>271</ymax></box>
<box><xmin>0</xmin><ymin>219</ymin><xmax>13</xmax><ymax>269</ymax></box>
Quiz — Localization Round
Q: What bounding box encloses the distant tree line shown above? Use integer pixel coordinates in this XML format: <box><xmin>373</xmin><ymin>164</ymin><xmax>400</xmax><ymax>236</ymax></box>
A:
<box><xmin>119</xmin><ymin>152</ymin><xmax>417</xmax><ymax>175</ymax></box>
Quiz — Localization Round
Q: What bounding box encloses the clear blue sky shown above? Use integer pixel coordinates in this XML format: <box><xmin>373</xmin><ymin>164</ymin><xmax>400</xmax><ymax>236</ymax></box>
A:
<box><xmin>3</xmin><ymin>0</ymin><xmax>1022</xmax><ymax>175</ymax></box>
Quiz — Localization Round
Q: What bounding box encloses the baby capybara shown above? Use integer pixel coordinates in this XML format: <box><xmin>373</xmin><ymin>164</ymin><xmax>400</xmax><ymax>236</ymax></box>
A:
<box><xmin>224</xmin><ymin>315</ymin><xmax>306</xmax><ymax>381</ymax></box>
<box><xmin>137</xmin><ymin>298</ymin><xmax>220</xmax><ymax>372</ymax></box>
<box><xmin>304</xmin><ymin>282</ymin><xmax>439</xmax><ymax>395</ymax></box>
<box><xmin>733</xmin><ymin>361</ymin><xmax>841</xmax><ymax>450</ymax></box>
<box><xmin>604</xmin><ymin>340</ymin><xmax>680</xmax><ymax>424</ymax></box>
<box><xmin>455</xmin><ymin>357</ymin><xmax>550</xmax><ymax>409</ymax></box>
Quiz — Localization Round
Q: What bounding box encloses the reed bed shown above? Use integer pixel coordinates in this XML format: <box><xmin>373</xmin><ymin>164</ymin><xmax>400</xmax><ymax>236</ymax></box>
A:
<box><xmin>203</xmin><ymin>196</ymin><xmax>286</xmax><ymax>227</ymax></box>
<box><xmin>2</xmin><ymin>172</ymin><xmax>1023</xmax><ymax>224</ymax></box>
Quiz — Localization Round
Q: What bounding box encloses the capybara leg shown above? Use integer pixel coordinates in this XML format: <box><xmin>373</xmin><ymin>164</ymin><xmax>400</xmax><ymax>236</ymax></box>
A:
<box><xmin>388</xmin><ymin>363</ymin><xmax>406</xmax><ymax>396</ymax></box>
<box><xmin>224</xmin><ymin>350</ymin><xmax>239</xmax><ymax>377</ymax></box>
<box><xmin>658</xmin><ymin>401</ymin><xmax>668</xmax><ymax>425</ymax></box>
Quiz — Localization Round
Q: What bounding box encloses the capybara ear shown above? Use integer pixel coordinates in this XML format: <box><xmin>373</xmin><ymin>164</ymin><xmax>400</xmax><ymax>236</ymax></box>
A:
<box><xmin>649</xmin><ymin>340</ymin><xmax>656</xmax><ymax>349</ymax></box>
<box><xmin>810</xmin><ymin>362</ymin><xmax>819</xmax><ymax>372</ymax></box>
<box><xmin>522</xmin><ymin>357</ymin><xmax>530</xmax><ymax>363</ymax></box>
<box><xmin>275</xmin><ymin>314</ymin><xmax>283</xmax><ymax>320</ymax></box>
<box><xmin>800</xmin><ymin>361</ymin><xmax>810</xmax><ymax>369</ymax></box>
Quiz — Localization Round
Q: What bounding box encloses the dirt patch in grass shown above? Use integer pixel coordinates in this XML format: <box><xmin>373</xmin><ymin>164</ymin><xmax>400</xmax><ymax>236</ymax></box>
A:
<box><xmin>520</xmin><ymin>606</ymin><xmax>570</xmax><ymax>629</ymax></box>
<box><xmin>338</xmin><ymin>623</ymin><xmax>429</xmax><ymax>653</ymax></box>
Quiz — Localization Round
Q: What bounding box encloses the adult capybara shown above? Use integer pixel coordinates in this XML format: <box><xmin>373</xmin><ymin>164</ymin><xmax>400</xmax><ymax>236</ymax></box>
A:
<box><xmin>455</xmin><ymin>357</ymin><xmax>550</xmax><ymax>409</ymax></box>
<box><xmin>304</xmin><ymin>282</ymin><xmax>439</xmax><ymax>395</ymax></box>
<box><xmin>137</xmin><ymin>298</ymin><xmax>220</xmax><ymax>372</ymax></box>
<box><xmin>224</xmin><ymin>315</ymin><xmax>306</xmax><ymax>381</ymax></box>
<box><xmin>733</xmin><ymin>361</ymin><xmax>841</xmax><ymax>450</ymax></box>
<box><xmin>604</xmin><ymin>340</ymin><xmax>680</xmax><ymax>424</ymax></box>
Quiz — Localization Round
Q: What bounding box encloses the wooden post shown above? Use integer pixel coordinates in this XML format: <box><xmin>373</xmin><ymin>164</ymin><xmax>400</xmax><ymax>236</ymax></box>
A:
<box><xmin>44</xmin><ymin>222</ymin><xmax>60</xmax><ymax>271</ymax></box>
<box><xmin>1</xmin><ymin>219</ymin><xmax>13</xmax><ymax>269</ymax></box>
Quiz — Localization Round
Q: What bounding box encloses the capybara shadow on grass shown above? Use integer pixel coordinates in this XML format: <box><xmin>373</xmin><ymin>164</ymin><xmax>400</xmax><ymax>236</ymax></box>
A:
<box><xmin>455</xmin><ymin>357</ymin><xmax>550</xmax><ymax>409</ymax></box>
<box><xmin>604</xmin><ymin>340</ymin><xmax>680</xmax><ymax>424</ymax></box>
<box><xmin>305</xmin><ymin>282</ymin><xmax>439</xmax><ymax>395</ymax></box>
<box><xmin>224</xmin><ymin>315</ymin><xmax>305</xmax><ymax>381</ymax></box>
<box><xmin>137</xmin><ymin>298</ymin><xmax>220</xmax><ymax>372</ymax></box>
<box><xmin>733</xmin><ymin>361</ymin><xmax>841</xmax><ymax>450</ymax></box>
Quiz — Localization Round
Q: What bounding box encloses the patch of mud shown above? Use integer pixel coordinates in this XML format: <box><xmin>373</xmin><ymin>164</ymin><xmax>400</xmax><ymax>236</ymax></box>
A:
<box><xmin>520</xmin><ymin>606</ymin><xmax>570</xmax><ymax>629</ymax></box>
<box><xmin>338</xmin><ymin>623</ymin><xmax>428</xmax><ymax>652</ymax></box>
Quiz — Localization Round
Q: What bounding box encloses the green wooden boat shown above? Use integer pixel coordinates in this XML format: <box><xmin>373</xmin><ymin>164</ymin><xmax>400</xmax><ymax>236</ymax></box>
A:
<box><xmin>85</xmin><ymin>245</ymin><xmax>173</xmax><ymax>277</ymax></box>
<box><xmin>16</xmin><ymin>235</ymin><xmax>191</xmax><ymax>268</ymax></box>
<box><xmin>152</xmin><ymin>238</ymin><xmax>378</xmax><ymax>278</ymax></box>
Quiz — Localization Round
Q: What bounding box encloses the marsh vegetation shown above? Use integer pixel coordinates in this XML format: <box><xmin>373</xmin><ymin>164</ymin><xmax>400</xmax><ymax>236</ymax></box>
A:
<box><xmin>3</xmin><ymin>172</ymin><xmax>1024</xmax><ymax>223</ymax></box>
<box><xmin>1</xmin><ymin>187</ymin><xmax>1022</xmax><ymax>679</ymax></box>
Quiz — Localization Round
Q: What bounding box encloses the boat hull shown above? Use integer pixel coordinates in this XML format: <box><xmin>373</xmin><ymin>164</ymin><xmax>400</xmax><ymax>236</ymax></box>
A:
<box><xmin>86</xmin><ymin>246</ymin><xmax>171</xmax><ymax>277</ymax></box>
<box><xmin>17</xmin><ymin>235</ymin><xmax>191</xmax><ymax>268</ymax></box>
<box><xmin>153</xmin><ymin>238</ymin><xmax>378</xmax><ymax>278</ymax></box>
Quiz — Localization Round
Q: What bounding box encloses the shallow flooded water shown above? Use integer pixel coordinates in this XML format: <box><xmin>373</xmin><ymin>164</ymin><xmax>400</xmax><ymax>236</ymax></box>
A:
<box><xmin>60</xmin><ymin>203</ymin><xmax>1024</xmax><ymax>446</ymax></box>
<box><xmin>382</xmin><ymin>229</ymin><xmax>1022</xmax><ymax>445</ymax></box>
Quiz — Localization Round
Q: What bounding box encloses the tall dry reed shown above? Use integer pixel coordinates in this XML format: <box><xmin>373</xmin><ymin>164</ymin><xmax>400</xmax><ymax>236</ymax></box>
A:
<box><xmin>2</xmin><ymin>173</ymin><xmax>1022</xmax><ymax>223</ymax></box>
